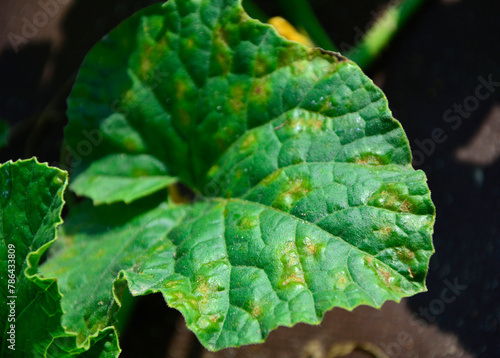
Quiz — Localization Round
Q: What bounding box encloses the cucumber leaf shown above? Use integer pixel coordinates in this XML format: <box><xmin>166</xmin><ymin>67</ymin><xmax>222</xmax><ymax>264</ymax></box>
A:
<box><xmin>48</xmin><ymin>0</ymin><xmax>435</xmax><ymax>352</ymax></box>
<box><xmin>0</xmin><ymin>158</ymin><xmax>119</xmax><ymax>357</ymax></box>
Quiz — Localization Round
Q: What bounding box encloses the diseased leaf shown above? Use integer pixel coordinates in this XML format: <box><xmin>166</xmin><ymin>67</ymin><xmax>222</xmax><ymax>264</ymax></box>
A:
<box><xmin>0</xmin><ymin>158</ymin><xmax>119</xmax><ymax>357</ymax></box>
<box><xmin>49</xmin><ymin>0</ymin><xmax>435</xmax><ymax>352</ymax></box>
<box><xmin>70</xmin><ymin>153</ymin><xmax>177</xmax><ymax>205</ymax></box>
<box><xmin>125</xmin><ymin>195</ymin><xmax>433</xmax><ymax>350</ymax></box>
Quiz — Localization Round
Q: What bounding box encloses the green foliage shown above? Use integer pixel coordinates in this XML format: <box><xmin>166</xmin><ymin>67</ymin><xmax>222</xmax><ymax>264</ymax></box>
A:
<box><xmin>2</xmin><ymin>0</ymin><xmax>435</xmax><ymax>355</ymax></box>
<box><xmin>70</xmin><ymin>154</ymin><xmax>177</xmax><ymax>204</ymax></box>
<box><xmin>0</xmin><ymin>159</ymin><xmax>119</xmax><ymax>357</ymax></box>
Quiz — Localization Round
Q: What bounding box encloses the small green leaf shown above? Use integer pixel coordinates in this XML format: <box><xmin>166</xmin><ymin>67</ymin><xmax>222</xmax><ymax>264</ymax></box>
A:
<box><xmin>52</xmin><ymin>0</ymin><xmax>435</xmax><ymax>352</ymax></box>
<box><xmin>70</xmin><ymin>154</ymin><xmax>177</xmax><ymax>205</ymax></box>
<box><xmin>0</xmin><ymin>158</ymin><xmax>120</xmax><ymax>357</ymax></box>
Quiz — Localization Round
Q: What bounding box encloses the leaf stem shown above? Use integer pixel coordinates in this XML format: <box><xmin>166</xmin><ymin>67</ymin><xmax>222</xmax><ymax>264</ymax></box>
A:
<box><xmin>346</xmin><ymin>0</ymin><xmax>428</xmax><ymax>69</ymax></box>
<box><xmin>276</xmin><ymin>0</ymin><xmax>338</xmax><ymax>51</ymax></box>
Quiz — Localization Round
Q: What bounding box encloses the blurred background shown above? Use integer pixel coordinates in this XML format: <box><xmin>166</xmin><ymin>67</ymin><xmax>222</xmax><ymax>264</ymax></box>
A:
<box><xmin>1</xmin><ymin>0</ymin><xmax>499</xmax><ymax>357</ymax></box>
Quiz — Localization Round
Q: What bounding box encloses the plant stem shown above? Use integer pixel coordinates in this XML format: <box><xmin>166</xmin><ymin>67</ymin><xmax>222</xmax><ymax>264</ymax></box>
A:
<box><xmin>346</xmin><ymin>0</ymin><xmax>428</xmax><ymax>69</ymax></box>
<box><xmin>276</xmin><ymin>0</ymin><xmax>338</xmax><ymax>51</ymax></box>
<box><xmin>242</xmin><ymin>0</ymin><xmax>268</xmax><ymax>22</ymax></box>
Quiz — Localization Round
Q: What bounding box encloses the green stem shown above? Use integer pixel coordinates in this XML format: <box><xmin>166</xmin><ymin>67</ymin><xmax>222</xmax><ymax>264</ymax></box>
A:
<box><xmin>346</xmin><ymin>0</ymin><xmax>428</xmax><ymax>69</ymax></box>
<box><xmin>276</xmin><ymin>0</ymin><xmax>338</xmax><ymax>52</ymax></box>
<box><xmin>242</xmin><ymin>0</ymin><xmax>268</xmax><ymax>23</ymax></box>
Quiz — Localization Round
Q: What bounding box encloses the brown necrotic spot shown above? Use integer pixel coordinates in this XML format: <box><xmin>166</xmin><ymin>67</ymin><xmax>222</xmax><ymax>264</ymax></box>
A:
<box><xmin>304</xmin><ymin>237</ymin><xmax>317</xmax><ymax>255</ymax></box>
<box><xmin>395</xmin><ymin>247</ymin><xmax>415</xmax><ymax>263</ymax></box>
<box><xmin>364</xmin><ymin>256</ymin><xmax>395</xmax><ymax>287</ymax></box>
<box><xmin>399</xmin><ymin>200</ymin><xmax>412</xmax><ymax>212</ymax></box>
<box><xmin>375</xmin><ymin>226</ymin><xmax>392</xmax><ymax>237</ymax></box>
<box><xmin>368</xmin><ymin>183</ymin><xmax>416</xmax><ymax>213</ymax></box>
<box><xmin>251</xmin><ymin>304</ymin><xmax>263</xmax><ymax>317</ymax></box>
<box><xmin>353</xmin><ymin>154</ymin><xmax>386</xmax><ymax>165</ymax></box>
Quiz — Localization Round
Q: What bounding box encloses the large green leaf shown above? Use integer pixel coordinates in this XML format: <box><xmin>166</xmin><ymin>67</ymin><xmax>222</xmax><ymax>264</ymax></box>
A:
<box><xmin>48</xmin><ymin>0</ymin><xmax>435</xmax><ymax>352</ymax></box>
<box><xmin>0</xmin><ymin>159</ymin><xmax>119</xmax><ymax>357</ymax></box>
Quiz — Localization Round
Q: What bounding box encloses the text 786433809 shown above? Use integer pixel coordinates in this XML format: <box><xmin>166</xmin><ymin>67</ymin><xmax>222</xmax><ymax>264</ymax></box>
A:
<box><xmin>6</xmin><ymin>243</ymin><xmax>16</xmax><ymax>350</ymax></box>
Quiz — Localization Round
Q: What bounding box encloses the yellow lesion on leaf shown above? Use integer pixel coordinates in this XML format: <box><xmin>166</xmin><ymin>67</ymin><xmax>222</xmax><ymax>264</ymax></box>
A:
<box><xmin>354</xmin><ymin>154</ymin><xmax>384</xmax><ymax>165</ymax></box>
<box><xmin>253</xmin><ymin>84</ymin><xmax>263</xmax><ymax>95</ymax></box>
<box><xmin>241</xmin><ymin>132</ymin><xmax>257</xmax><ymax>150</ymax></box>
<box><xmin>280</xmin><ymin>241</ymin><xmax>306</xmax><ymax>287</ymax></box>
<box><xmin>374</xmin><ymin>226</ymin><xmax>392</xmax><ymax>240</ymax></box>
<box><xmin>174</xmin><ymin>79</ymin><xmax>188</xmax><ymax>100</ymax></box>
<box><xmin>365</xmin><ymin>256</ymin><xmax>396</xmax><ymax>287</ymax></box>
<box><xmin>123</xmin><ymin>138</ymin><xmax>139</xmax><ymax>152</ymax></box>
<box><xmin>380</xmin><ymin>226</ymin><xmax>392</xmax><ymax>235</ymax></box>
<box><xmin>399</xmin><ymin>200</ymin><xmax>412</xmax><ymax>212</ymax></box>
<box><xmin>212</xmin><ymin>26</ymin><xmax>232</xmax><ymax>74</ymax></box>
<box><xmin>369</xmin><ymin>184</ymin><xmax>416</xmax><ymax>213</ymax></box>
<box><xmin>274</xmin><ymin>178</ymin><xmax>312</xmax><ymax>211</ymax></box>
<box><xmin>304</xmin><ymin>237</ymin><xmax>317</xmax><ymax>255</ymax></box>
<box><xmin>250</xmin><ymin>303</ymin><xmax>263</xmax><ymax>317</ymax></box>
<box><xmin>260</xmin><ymin>169</ymin><xmax>283</xmax><ymax>186</ymax></box>
<box><xmin>282</xmin><ymin>272</ymin><xmax>305</xmax><ymax>286</ymax></box>
<box><xmin>378</xmin><ymin>268</ymin><xmax>393</xmax><ymax>286</ymax></box>
<box><xmin>195</xmin><ymin>279</ymin><xmax>211</xmax><ymax>299</ymax></box>
<box><xmin>286</xmin><ymin>112</ymin><xmax>324</xmax><ymax>132</ymax></box>
<box><xmin>184</xmin><ymin>37</ymin><xmax>196</xmax><ymax>49</ymax></box>
<box><xmin>249</xmin><ymin>77</ymin><xmax>272</xmax><ymax>103</ymax></box>
<box><xmin>229</xmin><ymin>83</ymin><xmax>246</xmax><ymax>113</ymax></box>
<box><xmin>206</xmin><ymin>164</ymin><xmax>219</xmax><ymax>178</ymax></box>
<box><xmin>334</xmin><ymin>271</ymin><xmax>349</xmax><ymax>290</ymax></box>
<box><xmin>215</xmin><ymin>51</ymin><xmax>231</xmax><ymax>74</ymax></box>
<box><xmin>395</xmin><ymin>247</ymin><xmax>415</xmax><ymax>263</ymax></box>
<box><xmin>196</xmin><ymin>314</ymin><xmax>222</xmax><ymax>330</ymax></box>
<box><xmin>238</xmin><ymin>216</ymin><xmax>258</xmax><ymax>230</ymax></box>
